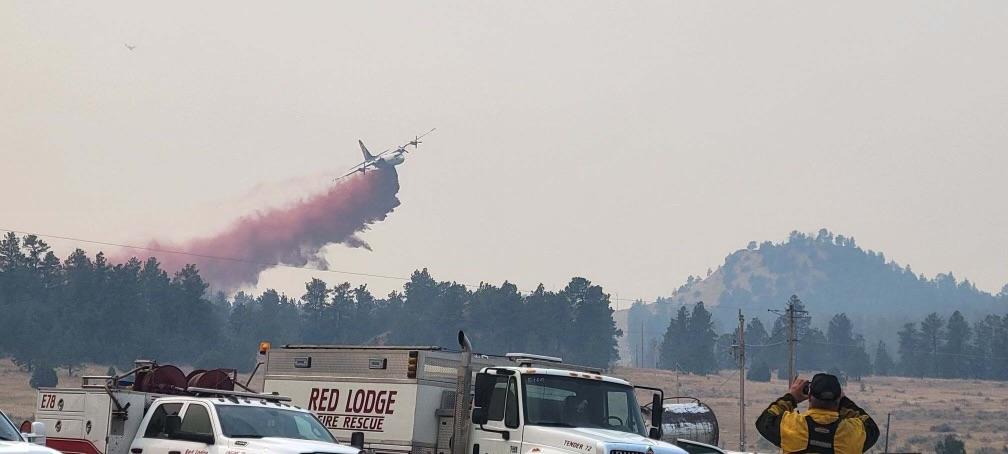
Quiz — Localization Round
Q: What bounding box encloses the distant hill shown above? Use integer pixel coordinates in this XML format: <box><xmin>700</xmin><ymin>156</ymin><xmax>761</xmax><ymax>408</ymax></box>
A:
<box><xmin>617</xmin><ymin>229</ymin><xmax>1007</xmax><ymax>366</ymax></box>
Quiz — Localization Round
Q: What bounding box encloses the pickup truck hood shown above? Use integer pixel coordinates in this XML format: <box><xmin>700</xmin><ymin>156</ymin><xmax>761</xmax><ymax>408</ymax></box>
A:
<box><xmin>522</xmin><ymin>426</ymin><xmax>687</xmax><ymax>454</ymax></box>
<box><xmin>0</xmin><ymin>441</ymin><xmax>61</xmax><ymax>454</ymax></box>
<box><xmin>229</xmin><ymin>437</ymin><xmax>359</xmax><ymax>454</ymax></box>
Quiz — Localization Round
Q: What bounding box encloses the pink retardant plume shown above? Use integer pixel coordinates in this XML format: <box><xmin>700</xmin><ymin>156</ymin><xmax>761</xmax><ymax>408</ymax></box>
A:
<box><xmin>119</xmin><ymin>167</ymin><xmax>400</xmax><ymax>290</ymax></box>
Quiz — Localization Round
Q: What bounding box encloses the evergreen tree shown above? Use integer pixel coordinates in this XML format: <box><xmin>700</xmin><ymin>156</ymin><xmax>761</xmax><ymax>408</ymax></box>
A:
<box><xmin>827</xmin><ymin>313</ymin><xmax>856</xmax><ymax>372</ymax></box>
<box><xmin>897</xmin><ymin>322</ymin><xmax>925</xmax><ymax>377</ymax></box>
<box><xmin>744</xmin><ymin>317</ymin><xmax>770</xmax><ymax>367</ymax></box>
<box><xmin>873</xmin><ymin>341</ymin><xmax>895</xmax><ymax>376</ymax></box>
<box><xmin>30</xmin><ymin>364</ymin><xmax>58</xmax><ymax>389</ymax></box>
<box><xmin>940</xmin><ymin>310</ymin><xmax>971</xmax><ymax>378</ymax></box>
<box><xmin>563</xmin><ymin>277</ymin><xmax>622</xmax><ymax>368</ymax></box>
<box><xmin>920</xmin><ymin>313</ymin><xmax>945</xmax><ymax>377</ymax></box>
<box><xmin>747</xmin><ymin>361</ymin><xmax>771</xmax><ymax>382</ymax></box>
<box><xmin>683</xmin><ymin>302</ymin><xmax>718</xmax><ymax>375</ymax></box>
<box><xmin>301</xmin><ymin>278</ymin><xmax>332</xmax><ymax>344</ymax></box>
<box><xmin>659</xmin><ymin>306</ymin><xmax>690</xmax><ymax>371</ymax></box>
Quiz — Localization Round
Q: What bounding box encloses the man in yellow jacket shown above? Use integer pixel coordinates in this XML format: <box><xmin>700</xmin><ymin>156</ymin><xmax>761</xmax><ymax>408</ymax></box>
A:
<box><xmin>755</xmin><ymin>373</ymin><xmax>879</xmax><ymax>453</ymax></box>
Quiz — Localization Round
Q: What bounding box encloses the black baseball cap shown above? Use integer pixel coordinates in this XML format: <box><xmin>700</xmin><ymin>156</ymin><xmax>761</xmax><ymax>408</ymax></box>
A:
<box><xmin>809</xmin><ymin>373</ymin><xmax>841</xmax><ymax>401</ymax></box>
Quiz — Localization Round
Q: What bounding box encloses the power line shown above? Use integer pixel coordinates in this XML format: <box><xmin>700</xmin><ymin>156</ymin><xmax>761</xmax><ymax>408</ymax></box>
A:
<box><xmin>0</xmin><ymin>228</ymin><xmax>669</xmax><ymax>303</ymax></box>
<box><xmin>0</xmin><ymin>227</ymin><xmax>413</xmax><ymax>282</ymax></box>
<box><xmin>805</xmin><ymin>340</ymin><xmax>1008</xmax><ymax>362</ymax></box>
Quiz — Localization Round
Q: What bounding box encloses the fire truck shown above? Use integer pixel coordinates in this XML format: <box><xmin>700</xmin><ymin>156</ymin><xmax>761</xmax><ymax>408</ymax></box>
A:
<box><xmin>261</xmin><ymin>331</ymin><xmax>689</xmax><ymax>454</ymax></box>
<box><xmin>31</xmin><ymin>360</ymin><xmax>360</xmax><ymax>454</ymax></box>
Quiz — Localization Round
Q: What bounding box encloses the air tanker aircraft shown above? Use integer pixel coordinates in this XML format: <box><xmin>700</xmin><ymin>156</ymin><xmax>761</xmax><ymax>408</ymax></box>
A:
<box><xmin>337</xmin><ymin>128</ymin><xmax>435</xmax><ymax>180</ymax></box>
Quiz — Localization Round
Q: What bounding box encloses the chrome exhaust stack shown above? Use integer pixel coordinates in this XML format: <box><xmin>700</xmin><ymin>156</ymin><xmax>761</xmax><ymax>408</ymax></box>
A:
<box><xmin>452</xmin><ymin>331</ymin><xmax>474</xmax><ymax>454</ymax></box>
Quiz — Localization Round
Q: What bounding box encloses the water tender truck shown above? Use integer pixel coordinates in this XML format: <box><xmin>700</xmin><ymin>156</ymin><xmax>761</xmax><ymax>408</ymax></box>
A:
<box><xmin>261</xmin><ymin>331</ymin><xmax>689</xmax><ymax>454</ymax></box>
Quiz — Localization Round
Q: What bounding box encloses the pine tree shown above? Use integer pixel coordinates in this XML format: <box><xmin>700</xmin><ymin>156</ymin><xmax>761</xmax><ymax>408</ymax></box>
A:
<box><xmin>827</xmin><ymin>313</ymin><xmax>856</xmax><ymax>373</ymax></box>
<box><xmin>30</xmin><ymin>364</ymin><xmax>58</xmax><ymax>389</ymax></box>
<box><xmin>744</xmin><ymin>317</ymin><xmax>770</xmax><ymax>367</ymax></box>
<box><xmin>873</xmin><ymin>341</ymin><xmax>895</xmax><ymax>376</ymax></box>
<box><xmin>684</xmin><ymin>302</ymin><xmax>718</xmax><ymax>375</ymax></box>
<box><xmin>920</xmin><ymin>313</ymin><xmax>945</xmax><ymax>377</ymax></box>
<box><xmin>563</xmin><ymin>277</ymin><xmax>622</xmax><ymax>368</ymax></box>
<box><xmin>897</xmin><ymin>322</ymin><xmax>925</xmax><ymax>377</ymax></box>
<box><xmin>747</xmin><ymin>361</ymin><xmax>771</xmax><ymax>382</ymax></box>
<box><xmin>941</xmin><ymin>311</ymin><xmax>971</xmax><ymax>378</ymax></box>
<box><xmin>659</xmin><ymin>306</ymin><xmax>690</xmax><ymax>371</ymax></box>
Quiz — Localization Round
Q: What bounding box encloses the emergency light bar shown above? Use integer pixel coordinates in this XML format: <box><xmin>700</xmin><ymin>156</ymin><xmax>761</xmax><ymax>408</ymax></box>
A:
<box><xmin>505</xmin><ymin>353</ymin><xmax>563</xmax><ymax>364</ymax></box>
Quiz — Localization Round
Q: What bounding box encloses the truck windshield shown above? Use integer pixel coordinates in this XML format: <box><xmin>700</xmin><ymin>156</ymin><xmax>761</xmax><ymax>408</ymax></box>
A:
<box><xmin>0</xmin><ymin>411</ymin><xmax>22</xmax><ymax>442</ymax></box>
<box><xmin>522</xmin><ymin>374</ymin><xmax>646</xmax><ymax>436</ymax></box>
<box><xmin>215</xmin><ymin>405</ymin><xmax>336</xmax><ymax>443</ymax></box>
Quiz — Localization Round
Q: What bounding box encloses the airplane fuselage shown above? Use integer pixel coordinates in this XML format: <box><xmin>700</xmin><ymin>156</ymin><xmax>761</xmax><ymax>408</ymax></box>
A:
<box><xmin>377</xmin><ymin>152</ymin><xmax>406</xmax><ymax>167</ymax></box>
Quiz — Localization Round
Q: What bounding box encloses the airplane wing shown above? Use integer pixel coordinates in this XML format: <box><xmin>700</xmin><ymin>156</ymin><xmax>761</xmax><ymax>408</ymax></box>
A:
<box><xmin>342</xmin><ymin>160</ymin><xmax>368</xmax><ymax>173</ymax></box>
<box><xmin>336</xmin><ymin>161</ymin><xmax>371</xmax><ymax>181</ymax></box>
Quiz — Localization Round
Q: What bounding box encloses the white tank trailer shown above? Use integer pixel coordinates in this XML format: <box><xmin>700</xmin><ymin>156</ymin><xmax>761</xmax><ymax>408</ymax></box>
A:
<box><xmin>641</xmin><ymin>397</ymin><xmax>719</xmax><ymax>446</ymax></box>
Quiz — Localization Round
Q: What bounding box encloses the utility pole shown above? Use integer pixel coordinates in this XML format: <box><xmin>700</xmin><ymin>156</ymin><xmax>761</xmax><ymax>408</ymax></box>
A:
<box><xmin>736</xmin><ymin>310</ymin><xmax>746</xmax><ymax>452</ymax></box>
<box><xmin>787</xmin><ymin>302</ymin><xmax>796</xmax><ymax>382</ymax></box>
<box><xmin>771</xmin><ymin>296</ymin><xmax>808</xmax><ymax>382</ymax></box>
<box><xmin>640</xmin><ymin>319</ymin><xmax>645</xmax><ymax>368</ymax></box>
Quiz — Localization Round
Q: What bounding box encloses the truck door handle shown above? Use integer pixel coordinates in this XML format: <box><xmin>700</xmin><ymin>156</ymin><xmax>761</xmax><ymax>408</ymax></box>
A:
<box><xmin>169</xmin><ymin>451</ymin><xmax>181</xmax><ymax>454</ymax></box>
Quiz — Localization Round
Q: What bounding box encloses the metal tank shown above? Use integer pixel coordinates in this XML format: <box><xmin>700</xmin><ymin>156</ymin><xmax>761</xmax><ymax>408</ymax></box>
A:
<box><xmin>642</xmin><ymin>396</ymin><xmax>720</xmax><ymax>446</ymax></box>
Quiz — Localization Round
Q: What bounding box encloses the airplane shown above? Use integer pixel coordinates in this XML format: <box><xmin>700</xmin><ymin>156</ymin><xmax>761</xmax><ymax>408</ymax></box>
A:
<box><xmin>336</xmin><ymin>128</ymin><xmax>435</xmax><ymax>180</ymax></box>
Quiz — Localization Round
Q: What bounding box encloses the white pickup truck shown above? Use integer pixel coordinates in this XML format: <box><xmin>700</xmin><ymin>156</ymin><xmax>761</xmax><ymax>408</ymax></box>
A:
<box><xmin>124</xmin><ymin>392</ymin><xmax>361</xmax><ymax>454</ymax></box>
<box><xmin>0</xmin><ymin>408</ymin><xmax>58</xmax><ymax>454</ymax></box>
<box><xmin>33</xmin><ymin>362</ymin><xmax>362</xmax><ymax>454</ymax></box>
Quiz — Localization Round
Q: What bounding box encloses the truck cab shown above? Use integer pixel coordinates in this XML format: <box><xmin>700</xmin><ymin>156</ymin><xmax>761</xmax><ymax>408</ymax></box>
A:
<box><xmin>129</xmin><ymin>394</ymin><xmax>360</xmax><ymax>454</ymax></box>
<box><xmin>470</xmin><ymin>365</ymin><xmax>686</xmax><ymax>454</ymax></box>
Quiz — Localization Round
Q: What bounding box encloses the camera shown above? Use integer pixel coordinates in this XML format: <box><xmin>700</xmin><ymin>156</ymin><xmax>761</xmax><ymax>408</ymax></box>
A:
<box><xmin>802</xmin><ymin>382</ymin><xmax>810</xmax><ymax>396</ymax></box>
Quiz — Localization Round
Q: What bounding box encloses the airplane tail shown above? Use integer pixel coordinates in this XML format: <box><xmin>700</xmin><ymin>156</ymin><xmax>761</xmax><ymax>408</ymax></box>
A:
<box><xmin>359</xmin><ymin>140</ymin><xmax>376</xmax><ymax>161</ymax></box>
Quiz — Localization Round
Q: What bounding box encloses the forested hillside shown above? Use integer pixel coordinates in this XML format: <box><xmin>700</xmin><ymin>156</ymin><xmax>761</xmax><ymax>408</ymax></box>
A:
<box><xmin>0</xmin><ymin>232</ymin><xmax>621</xmax><ymax>373</ymax></box>
<box><xmin>624</xmin><ymin>229</ymin><xmax>1007</xmax><ymax>368</ymax></box>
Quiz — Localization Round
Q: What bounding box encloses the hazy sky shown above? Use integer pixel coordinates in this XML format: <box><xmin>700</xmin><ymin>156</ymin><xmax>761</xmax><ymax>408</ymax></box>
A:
<box><xmin>3</xmin><ymin>1</ymin><xmax>1006</xmax><ymax>303</ymax></box>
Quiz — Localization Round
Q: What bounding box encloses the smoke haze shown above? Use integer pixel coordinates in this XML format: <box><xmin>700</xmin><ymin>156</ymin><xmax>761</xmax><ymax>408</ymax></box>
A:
<box><xmin>121</xmin><ymin>168</ymin><xmax>401</xmax><ymax>290</ymax></box>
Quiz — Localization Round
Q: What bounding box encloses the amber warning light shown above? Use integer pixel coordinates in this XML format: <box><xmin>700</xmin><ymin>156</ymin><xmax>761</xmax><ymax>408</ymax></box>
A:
<box><xmin>259</xmin><ymin>341</ymin><xmax>272</xmax><ymax>355</ymax></box>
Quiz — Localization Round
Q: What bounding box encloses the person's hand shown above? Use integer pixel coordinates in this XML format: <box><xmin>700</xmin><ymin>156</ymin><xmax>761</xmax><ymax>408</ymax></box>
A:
<box><xmin>789</xmin><ymin>376</ymin><xmax>809</xmax><ymax>403</ymax></box>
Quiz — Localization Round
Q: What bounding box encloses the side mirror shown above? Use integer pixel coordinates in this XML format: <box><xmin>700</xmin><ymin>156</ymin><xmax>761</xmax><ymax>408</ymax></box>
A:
<box><xmin>175</xmin><ymin>431</ymin><xmax>215</xmax><ymax>445</ymax></box>
<box><xmin>351</xmin><ymin>431</ymin><xmax>365</xmax><ymax>449</ymax></box>
<box><xmin>650</xmin><ymin>393</ymin><xmax>662</xmax><ymax>439</ymax></box>
<box><xmin>473</xmin><ymin>373</ymin><xmax>495</xmax><ymax>409</ymax></box>
<box><xmin>165</xmin><ymin>415</ymin><xmax>182</xmax><ymax>435</ymax></box>
<box><xmin>649</xmin><ymin>427</ymin><xmax>661</xmax><ymax>441</ymax></box>
<box><xmin>472</xmin><ymin>407</ymin><xmax>489</xmax><ymax>425</ymax></box>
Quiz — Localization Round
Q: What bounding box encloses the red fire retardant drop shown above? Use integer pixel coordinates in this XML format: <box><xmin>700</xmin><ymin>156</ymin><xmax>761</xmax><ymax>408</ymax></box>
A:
<box><xmin>124</xmin><ymin>168</ymin><xmax>400</xmax><ymax>290</ymax></box>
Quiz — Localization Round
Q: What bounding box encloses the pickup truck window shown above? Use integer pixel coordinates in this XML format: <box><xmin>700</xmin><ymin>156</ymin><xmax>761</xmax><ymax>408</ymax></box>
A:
<box><xmin>180</xmin><ymin>404</ymin><xmax>213</xmax><ymax>435</ymax></box>
<box><xmin>522</xmin><ymin>375</ymin><xmax>646</xmax><ymax>436</ymax></box>
<box><xmin>144</xmin><ymin>403</ymin><xmax>183</xmax><ymax>438</ymax></box>
<box><xmin>215</xmin><ymin>405</ymin><xmax>335</xmax><ymax>443</ymax></box>
<box><xmin>0</xmin><ymin>410</ymin><xmax>22</xmax><ymax>442</ymax></box>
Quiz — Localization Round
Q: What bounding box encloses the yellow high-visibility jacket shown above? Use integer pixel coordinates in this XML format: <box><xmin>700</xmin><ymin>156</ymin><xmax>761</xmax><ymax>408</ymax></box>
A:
<box><xmin>755</xmin><ymin>394</ymin><xmax>879</xmax><ymax>454</ymax></box>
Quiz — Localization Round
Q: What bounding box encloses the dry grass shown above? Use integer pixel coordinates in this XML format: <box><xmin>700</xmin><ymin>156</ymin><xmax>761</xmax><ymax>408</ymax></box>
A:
<box><xmin>0</xmin><ymin>359</ymin><xmax>111</xmax><ymax>423</ymax></box>
<box><xmin>614</xmin><ymin>367</ymin><xmax>1008</xmax><ymax>453</ymax></box>
<box><xmin>3</xmin><ymin>359</ymin><xmax>1006</xmax><ymax>453</ymax></box>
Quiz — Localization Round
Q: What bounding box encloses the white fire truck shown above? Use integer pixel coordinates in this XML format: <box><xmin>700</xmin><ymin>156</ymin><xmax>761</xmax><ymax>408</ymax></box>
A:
<box><xmin>32</xmin><ymin>360</ymin><xmax>360</xmax><ymax>454</ymax></box>
<box><xmin>262</xmin><ymin>331</ymin><xmax>689</xmax><ymax>454</ymax></box>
